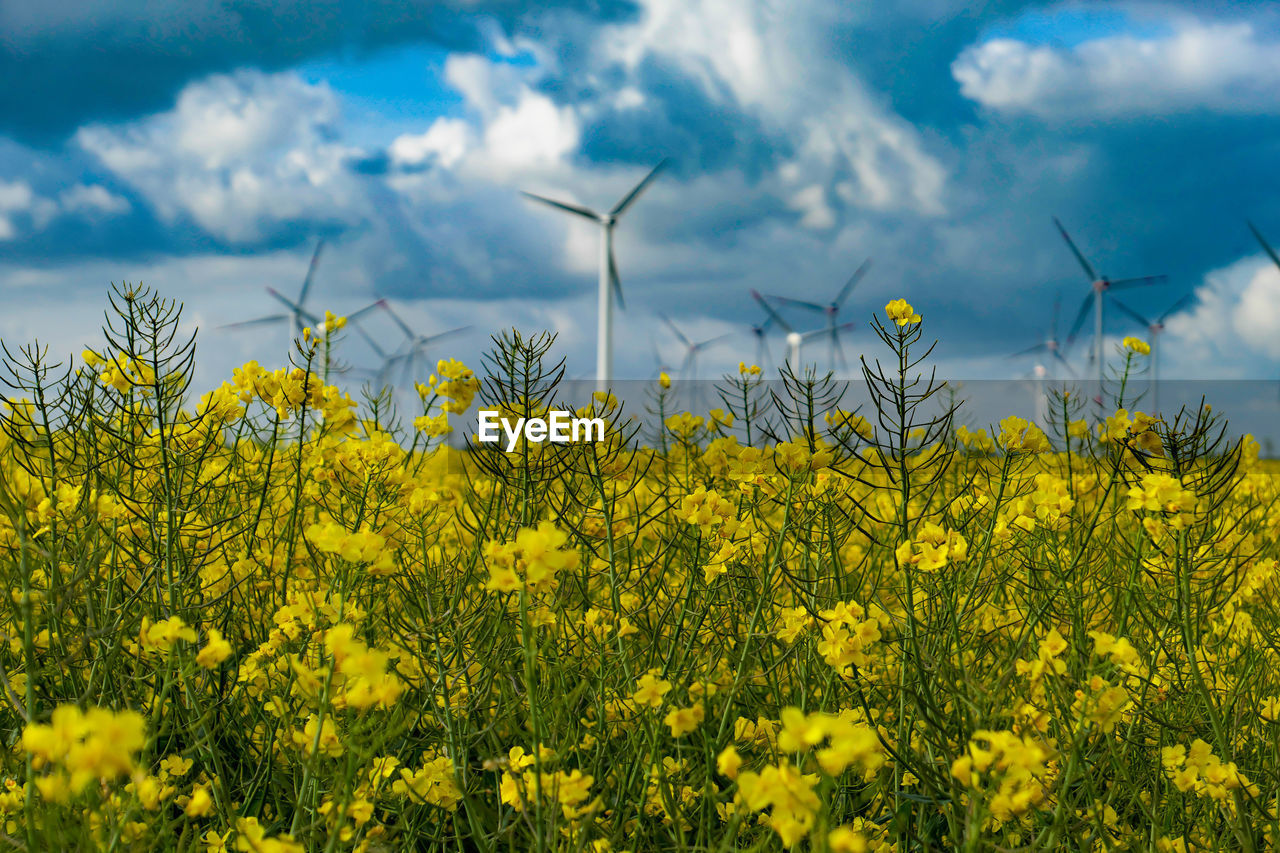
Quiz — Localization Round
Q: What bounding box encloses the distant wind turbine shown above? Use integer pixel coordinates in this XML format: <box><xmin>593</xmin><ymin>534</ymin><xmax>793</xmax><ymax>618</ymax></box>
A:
<box><xmin>1008</xmin><ymin>295</ymin><xmax>1073</xmax><ymax>378</ymax></box>
<box><xmin>750</xmin><ymin>290</ymin><xmax>852</xmax><ymax>373</ymax></box>
<box><xmin>1055</xmin><ymin>217</ymin><xmax>1167</xmax><ymax>395</ymax></box>
<box><xmin>221</xmin><ymin>239</ymin><xmax>388</xmax><ymax>355</ymax></box>
<box><xmin>376</xmin><ymin>301</ymin><xmax>471</xmax><ymax>387</ymax></box>
<box><xmin>659</xmin><ymin>313</ymin><xmax>731</xmax><ymax>382</ymax></box>
<box><xmin>1111</xmin><ymin>294</ymin><xmax>1195</xmax><ymax>415</ymax></box>
<box><xmin>521</xmin><ymin>160</ymin><xmax>667</xmax><ymax>391</ymax></box>
<box><xmin>763</xmin><ymin>259</ymin><xmax>870</xmax><ymax>374</ymax></box>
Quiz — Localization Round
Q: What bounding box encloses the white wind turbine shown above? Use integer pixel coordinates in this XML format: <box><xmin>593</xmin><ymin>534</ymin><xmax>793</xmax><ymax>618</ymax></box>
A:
<box><xmin>762</xmin><ymin>259</ymin><xmax>870</xmax><ymax>374</ymax></box>
<box><xmin>374</xmin><ymin>301</ymin><xmax>471</xmax><ymax>387</ymax></box>
<box><xmin>658</xmin><ymin>313</ymin><xmax>732</xmax><ymax>382</ymax></box>
<box><xmin>521</xmin><ymin>161</ymin><xmax>667</xmax><ymax>391</ymax></box>
<box><xmin>222</xmin><ymin>239</ymin><xmax>388</xmax><ymax>355</ymax></box>
<box><xmin>751</xmin><ymin>290</ymin><xmax>852</xmax><ymax>373</ymax></box>
<box><xmin>1054</xmin><ymin>217</ymin><xmax>1167</xmax><ymax>399</ymax></box>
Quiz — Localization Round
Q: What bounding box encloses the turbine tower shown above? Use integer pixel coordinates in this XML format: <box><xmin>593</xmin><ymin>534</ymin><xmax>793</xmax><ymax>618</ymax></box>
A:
<box><xmin>521</xmin><ymin>161</ymin><xmax>667</xmax><ymax>391</ymax></box>
<box><xmin>1111</xmin><ymin>295</ymin><xmax>1193</xmax><ymax>416</ymax></box>
<box><xmin>1055</xmin><ymin>217</ymin><xmax>1167</xmax><ymax>399</ymax></box>
<box><xmin>763</xmin><ymin>259</ymin><xmax>870</xmax><ymax>374</ymax></box>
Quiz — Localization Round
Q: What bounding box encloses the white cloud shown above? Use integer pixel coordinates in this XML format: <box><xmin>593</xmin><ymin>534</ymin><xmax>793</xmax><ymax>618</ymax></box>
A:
<box><xmin>1160</xmin><ymin>255</ymin><xmax>1280</xmax><ymax>377</ymax></box>
<box><xmin>389</xmin><ymin>118</ymin><xmax>474</xmax><ymax>169</ymax></box>
<box><xmin>480</xmin><ymin>92</ymin><xmax>580</xmax><ymax>178</ymax></box>
<box><xmin>0</xmin><ymin>179</ymin><xmax>69</xmax><ymax>239</ymax></box>
<box><xmin>58</xmin><ymin>183</ymin><xmax>131</xmax><ymax>216</ymax></box>
<box><xmin>76</xmin><ymin>71</ymin><xmax>366</xmax><ymax>243</ymax></box>
<box><xmin>954</xmin><ymin>21</ymin><xmax>1280</xmax><ymax>119</ymax></box>
<box><xmin>599</xmin><ymin>0</ymin><xmax>948</xmax><ymax>216</ymax></box>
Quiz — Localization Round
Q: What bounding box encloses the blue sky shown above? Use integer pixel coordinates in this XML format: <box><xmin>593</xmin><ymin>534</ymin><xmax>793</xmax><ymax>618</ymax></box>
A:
<box><xmin>3</xmin><ymin>0</ymin><xmax>1280</xmax><ymax>394</ymax></box>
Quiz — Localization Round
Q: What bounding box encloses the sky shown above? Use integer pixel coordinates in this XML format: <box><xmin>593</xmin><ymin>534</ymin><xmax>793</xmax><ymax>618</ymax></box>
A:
<box><xmin>3</xmin><ymin>0</ymin><xmax>1280</xmax><ymax>409</ymax></box>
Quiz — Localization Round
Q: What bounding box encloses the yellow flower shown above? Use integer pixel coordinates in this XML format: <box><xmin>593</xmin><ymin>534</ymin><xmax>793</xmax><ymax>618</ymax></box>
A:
<box><xmin>196</xmin><ymin>629</ymin><xmax>233</xmax><ymax>669</ymax></box>
<box><xmin>632</xmin><ymin>671</ymin><xmax>672</xmax><ymax>709</ymax></box>
<box><xmin>663</xmin><ymin>703</ymin><xmax>705</xmax><ymax>737</ymax></box>
<box><xmin>1123</xmin><ymin>336</ymin><xmax>1151</xmax><ymax>355</ymax></box>
<box><xmin>186</xmin><ymin>785</ymin><xmax>214</xmax><ymax>817</ymax></box>
<box><xmin>717</xmin><ymin>746</ymin><xmax>742</xmax><ymax>779</ymax></box>
<box><xmin>658</xmin><ymin>371</ymin><xmax>671</xmax><ymax>389</ymax></box>
<box><xmin>884</xmin><ymin>298</ymin><xmax>921</xmax><ymax>326</ymax></box>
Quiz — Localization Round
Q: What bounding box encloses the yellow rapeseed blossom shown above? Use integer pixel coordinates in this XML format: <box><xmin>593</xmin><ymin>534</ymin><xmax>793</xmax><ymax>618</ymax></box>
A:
<box><xmin>884</xmin><ymin>298</ymin><xmax>921</xmax><ymax>326</ymax></box>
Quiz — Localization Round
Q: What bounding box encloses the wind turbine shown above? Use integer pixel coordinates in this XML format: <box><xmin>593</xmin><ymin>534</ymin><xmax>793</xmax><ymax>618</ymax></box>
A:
<box><xmin>763</xmin><ymin>259</ymin><xmax>870</xmax><ymax>374</ymax></box>
<box><xmin>658</xmin><ymin>313</ymin><xmax>731</xmax><ymax>382</ymax></box>
<box><xmin>376</xmin><ymin>301</ymin><xmax>471</xmax><ymax>387</ymax></box>
<box><xmin>221</xmin><ymin>239</ymin><xmax>388</xmax><ymax>356</ymax></box>
<box><xmin>750</xmin><ymin>291</ymin><xmax>853</xmax><ymax>373</ymax></box>
<box><xmin>1110</xmin><ymin>294</ymin><xmax>1194</xmax><ymax>416</ymax></box>
<box><xmin>521</xmin><ymin>160</ymin><xmax>667</xmax><ymax>391</ymax></box>
<box><xmin>1055</xmin><ymin>218</ymin><xmax>1167</xmax><ymax>398</ymax></box>
<box><xmin>1008</xmin><ymin>295</ymin><xmax>1073</xmax><ymax>378</ymax></box>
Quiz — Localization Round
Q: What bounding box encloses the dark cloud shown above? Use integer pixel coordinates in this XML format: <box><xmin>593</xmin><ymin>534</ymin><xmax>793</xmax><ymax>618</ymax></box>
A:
<box><xmin>0</xmin><ymin>0</ymin><xmax>640</xmax><ymax>144</ymax></box>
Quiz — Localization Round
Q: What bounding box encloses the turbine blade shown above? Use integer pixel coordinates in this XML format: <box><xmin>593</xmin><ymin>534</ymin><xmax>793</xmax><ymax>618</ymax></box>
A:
<box><xmin>346</xmin><ymin>298</ymin><xmax>388</xmax><ymax>322</ymax></box>
<box><xmin>1108</xmin><ymin>298</ymin><xmax>1151</xmax><ymax>327</ymax></box>
<box><xmin>298</xmin><ymin>239</ymin><xmax>325</xmax><ymax>305</ymax></box>
<box><xmin>1157</xmin><ymin>293</ymin><xmax>1195</xmax><ymax>324</ymax></box>
<box><xmin>610</xmin><ymin>159</ymin><xmax>667</xmax><ymax>217</ymax></box>
<box><xmin>379</xmin><ymin>301</ymin><xmax>417</xmax><ymax>340</ymax></box>
<box><xmin>769</xmin><ymin>294</ymin><xmax>825</xmax><ymax>313</ymax></box>
<box><xmin>1052</xmin><ymin>348</ymin><xmax>1075</xmax><ymax>377</ymax></box>
<box><xmin>609</xmin><ymin>245</ymin><xmax>625</xmax><ymax>310</ymax></box>
<box><xmin>698</xmin><ymin>333</ymin><xmax>733</xmax><ymax>349</ymax></box>
<box><xmin>267</xmin><ymin>287</ymin><xmax>301</xmax><ymax>312</ymax></box>
<box><xmin>423</xmin><ymin>326</ymin><xmax>472</xmax><ymax>345</ymax></box>
<box><xmin>833</xmin><ymin>259</ymin><xmax>872</xmax><ymax>308</ymax></box>
<box><xmin>1007</xmin><ymin>342</ymin><xmax>1048</xmax><ymax>359</ymax></box>
<box><xmin>659</xmin><ymin>312</ymin><xmax>692</xmax><ymax>348</ymax></box>
<box><xmin>1249</xmin><ymin>221</ymin><xmax>1280</xmax><ymax>271</ymax></box>
<box><xmin>751</xmin><ymin>290</ymin><xmax>793</xmax><ymax>334</ymax></box>
<box><xmin>1053</xmin><ymin>216</ymin><xmax>1098</xmax><ymax>282</ymax></box>
<box><xmin>348</xmin><ymin>318</ymin><xmax>386</xmax><ymax>358</ymax></box>
<box><xmin>220</xmin><ymin>315</ymin><xmax>289</xmax><ymax>330</ymax></box>
<box><xmin>1051</xmin><ymin>293</ymin><xmax>1061</xmax><ymax>338</ymax></box>
<box><xmin>1066</xmin><ymin>292</ymin><xmax>1095</xmax><ymax>343</ymax></box>
<box><xmin>1109</xmin><ymin>275</ymin><xmax>1167</xmax><ymax>290</ymax></box>
<box><xmin>521</xmin><ymin>191</ymin><xmax>600</xmax><ymax>221</ymax></box>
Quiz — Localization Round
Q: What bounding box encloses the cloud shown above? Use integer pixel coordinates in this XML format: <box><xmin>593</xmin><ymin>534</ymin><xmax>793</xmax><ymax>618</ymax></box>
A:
<box><xmin>0</xmin><ymin>0</ymin><xmax>641</xmax><ymax>144</ymax></box>
<box><xmin>954</xmin><ymin>20</ymin><xmax>1280</xmax><ymax>119</ymax></box>
<box><xmin>574</xmin><ymin>0</ymin><xmax>950</xmax><ymax>217</ymax></box>
<box><xmin>77</xmin><ymin>71</ymin><xmax>367</xmax><ymax>244</ymax></box>
<box><xmin>1160</xmin><ymin>254</ymin><xmax>1280</xmax><ymax>376</ymax></box>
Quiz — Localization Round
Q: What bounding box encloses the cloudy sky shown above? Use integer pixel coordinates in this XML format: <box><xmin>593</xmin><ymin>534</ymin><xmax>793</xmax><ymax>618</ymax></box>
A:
<box><xmin>4</xmin><ymin>0</ymin><xmax>1280</xmax><ymax>398</ymax></box>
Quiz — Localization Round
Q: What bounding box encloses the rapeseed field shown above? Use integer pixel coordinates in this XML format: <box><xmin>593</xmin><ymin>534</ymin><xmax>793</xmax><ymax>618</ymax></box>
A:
<box><xmin>2</xmin><ymin>285</ymin><xmax>1277</xmax><ymax>851</ymax></box>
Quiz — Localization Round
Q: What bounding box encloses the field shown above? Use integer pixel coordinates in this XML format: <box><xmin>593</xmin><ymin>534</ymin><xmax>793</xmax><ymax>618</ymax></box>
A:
<box><xmin>3</xmin><ymin>285</ymin><xmax>1280</xmax><ymax>852</ymax></box>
